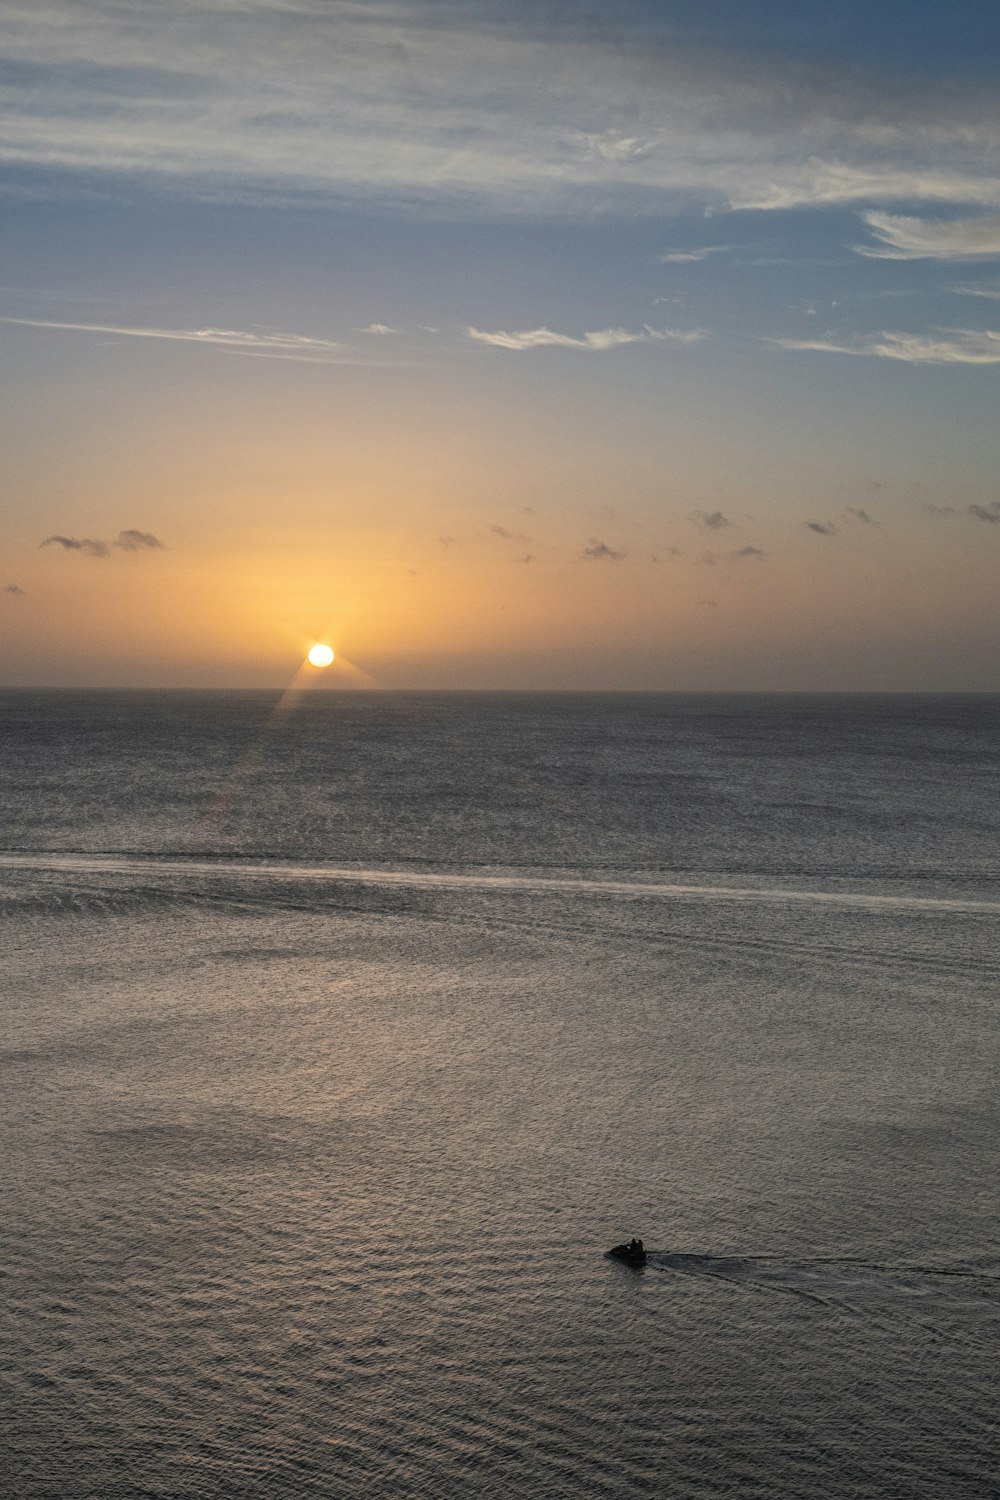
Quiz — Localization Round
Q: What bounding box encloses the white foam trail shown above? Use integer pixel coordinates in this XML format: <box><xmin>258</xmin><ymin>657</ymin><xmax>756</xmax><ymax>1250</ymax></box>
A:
<box><xmin>2</xmin><ymin>852</ymin><xmax>998</xmax><ymax>914</ymax></box>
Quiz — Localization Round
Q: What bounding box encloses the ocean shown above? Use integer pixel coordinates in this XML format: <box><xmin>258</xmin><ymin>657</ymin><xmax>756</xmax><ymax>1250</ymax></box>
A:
<box><xmin>2</xmin><ymin>691</ymin><xmax>998</xmax><ymax>1498</ymax></box>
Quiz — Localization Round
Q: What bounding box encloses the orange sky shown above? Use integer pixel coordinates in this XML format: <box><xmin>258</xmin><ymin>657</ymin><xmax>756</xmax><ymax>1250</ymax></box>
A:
<box><xmin>3</xmin><ymin>1</ymin><xmax>1000</xmax><ymax>688</ymax></box>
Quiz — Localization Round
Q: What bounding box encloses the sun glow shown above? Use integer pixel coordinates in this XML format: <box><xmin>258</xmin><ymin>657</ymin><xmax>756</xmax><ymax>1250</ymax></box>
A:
<box><xmin>307</xmin><ymin>643</ymin><xmax>335</xmax><ymax>667</ymax></box>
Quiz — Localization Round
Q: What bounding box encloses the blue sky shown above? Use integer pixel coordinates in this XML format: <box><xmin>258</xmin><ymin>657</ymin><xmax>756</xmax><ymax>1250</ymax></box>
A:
<box><xmin>2</xmin><ymin>1</ymin><xmax>999</xmax><ymax>687</ymax></box>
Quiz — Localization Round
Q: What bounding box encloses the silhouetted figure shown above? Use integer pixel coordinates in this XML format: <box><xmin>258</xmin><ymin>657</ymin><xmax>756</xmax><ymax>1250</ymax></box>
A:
<box><xmin>608</xmin><ymin>1237</ymin><xmax>647</xmax><ymax>1266</ymax></box>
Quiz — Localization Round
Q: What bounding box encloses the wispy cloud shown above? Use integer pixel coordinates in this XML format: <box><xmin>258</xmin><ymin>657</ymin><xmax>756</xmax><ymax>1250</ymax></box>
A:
<box><xmin>741</xmin><ymin>166</ymin><xmax>1000</xmax><ymax>216</ymax></box>
<box><xmin>467</xmin><ymin>325</ymin><xmax>701</xmax><ymax>351</ymax></box>
<box><xmin>3</xmin><ymin>583</ymin><xmax>25</xmax><ymax>596</ymax></box>
<box><xmin>582</xmin><ymin>538</ymin><xmax>625</xmax><ymax>561</ymax></box>
<box><xmin>2</xmin><ymin>317</ymin><xmax>349</xmax><ymax>362</ymax></box>
<box><xmin>953</xmin><ymin>284</ymin><xmax>1000</xmax><ymax>300</ymax></box>
<box><xmin>805</xmin><ymin>521</ymin><xmax>837</xmax><ymax>536</ymax></box>
<box><xmin>690</xmin><ymin>509</ymin><xmax>730</xmax><ymax>530</ymax></box>
<box><xmin>359</xmin><ymin>323</ymin><xmax>397</xmax><ymax>335</ymax></box>
<box><xmin>730</xmin><ymin>545</ymin><xmax>766</xmax><ymax>561</ymax></box>
<box><xmin>845</xmin><ymin>507</ymin><xmax>877</xmax><ymax>524</ymax></box>
<box><xmin>858</xmin><ymin>212</ymin><xmax>1000</xmax><ymax>261</ymax></box>
<box><xmin>5</xmin><ymin>4</ymin><xmax>995</xmax><ymax>217</ymax></box>
<box><xmin>776</xmin><ymin>329</ymin><xmax>1000</xmax><ymax>365</ymax></box>
<box><xmin>41</xmin><ymin>534</ymin><xmax>109</xmax><ymax>557</ymax></box>
<box><xmin>490</xmin><ymin>524</ymin><xmax>528</xmax><ymax>542</ymax></box>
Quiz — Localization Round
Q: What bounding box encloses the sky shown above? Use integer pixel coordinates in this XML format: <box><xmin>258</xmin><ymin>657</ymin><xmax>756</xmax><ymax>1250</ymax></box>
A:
<box><xmin>2</xmin><ymin>0</ymin><xmax>1000</xmax><ymax>689</ymax></box>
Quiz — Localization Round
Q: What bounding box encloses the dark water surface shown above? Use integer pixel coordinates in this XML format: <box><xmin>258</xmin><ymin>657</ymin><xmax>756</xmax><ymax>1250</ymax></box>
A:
<box><xmin>2</xmin><ymin>692</ymin><xmax>998</xmax><ymax>1497</ymax></box>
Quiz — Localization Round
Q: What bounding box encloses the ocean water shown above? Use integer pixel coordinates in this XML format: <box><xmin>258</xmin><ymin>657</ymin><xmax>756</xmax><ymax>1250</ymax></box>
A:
<box><xmin>2</xmin><ymin>690</ymin><xmax>998</xmax><ymax>1499</ymax></box>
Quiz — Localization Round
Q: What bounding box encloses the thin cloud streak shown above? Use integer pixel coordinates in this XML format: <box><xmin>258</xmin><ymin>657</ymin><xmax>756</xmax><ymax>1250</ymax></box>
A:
<box><xmin>2</xmin><ymin>317</ymin><xmax>350</xmax><ymax>361</ymax></box>
<box><xmin>775</xmin><ymin>330</ymin><xmax>1000</xmax><ymax>365</ymax></box>
<box><xmin>660</xmin><ymin>246</ymin><xmax>727</xmax><ymax>263</ymax></box>
<box><xmin>467</xmin><ymin>325</ymin><xmax>702</xmax><ymax>351</ymax></box>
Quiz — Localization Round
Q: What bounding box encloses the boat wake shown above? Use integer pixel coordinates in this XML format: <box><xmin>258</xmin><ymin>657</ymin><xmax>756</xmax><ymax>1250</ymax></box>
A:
<box><xmin>646</xmin><ymin>1252</ymin><xmax>1000</xmax><ymax>1322</ymax></box>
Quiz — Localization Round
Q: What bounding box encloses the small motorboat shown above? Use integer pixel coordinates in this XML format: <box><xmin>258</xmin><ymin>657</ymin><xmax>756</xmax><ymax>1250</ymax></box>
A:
<box><xmin>608</xmin><ymin>1238</ymin><xmax>646</xmax><ymax>1266</ymax></box>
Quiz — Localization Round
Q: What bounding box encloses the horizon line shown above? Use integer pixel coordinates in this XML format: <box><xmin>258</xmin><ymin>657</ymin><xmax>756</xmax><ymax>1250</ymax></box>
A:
<box><xmin>2</xmin><ymin>685</ymin><xmax>999</xmax><ymax>698</ymax></box>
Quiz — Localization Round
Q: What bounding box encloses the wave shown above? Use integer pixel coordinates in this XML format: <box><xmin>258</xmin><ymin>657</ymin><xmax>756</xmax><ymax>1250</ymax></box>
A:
<box><xmin>3</xmin><ymin>851</ymin><xmax>999</xmax><ymax>916</ymax></box>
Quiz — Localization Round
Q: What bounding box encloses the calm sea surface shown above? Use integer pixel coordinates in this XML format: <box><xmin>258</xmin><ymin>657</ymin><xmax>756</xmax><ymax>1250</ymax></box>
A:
<box><xmin>2</xmin><ymin>692</ymin><xmax>998</xmax><ymax>1498</ymax></box>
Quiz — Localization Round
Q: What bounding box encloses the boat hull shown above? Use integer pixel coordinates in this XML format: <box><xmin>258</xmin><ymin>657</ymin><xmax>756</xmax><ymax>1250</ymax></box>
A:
<box><xmin>608</xmin><ymin>1243</ymin><xmax>647</xmax><ymax>1266</ymax></box>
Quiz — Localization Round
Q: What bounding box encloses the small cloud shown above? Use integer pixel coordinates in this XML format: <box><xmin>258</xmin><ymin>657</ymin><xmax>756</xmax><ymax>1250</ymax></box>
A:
<box><xmin>3</xmin><ymin>583</ymin><xmax>25</xmax><ymax>595</ymax></box>
<box><xmin>582</xmin><ymin>538</ymin><xmax>625</xmax><ymax>562</ymax></box>
<box><xmin>697</xmin><ymin>598</ymin><xmax>719</xmax><ymax>608</ymax></box>
<box><xmin>521</xmin><ymin>553</ymin><xmax>533</xmax><ymax>564</ymax></box>
<box><xmin>467</xmin><ymin>325</ymin><xmax>702</xmax><ymax>352</ymax></box>
<box><xmin>490</xmin><ymin>524</ymin><xmax>527</xmax><ymax>542</ymax></box>
<box><xmin>730</xmin><ymin>545</ymin><xmax>766</xmax><ymax>561</ymax></box>
<box><xmin>844</xmin><ymin>507</ymin><xmax>877</xmax><ymax>525</ymax></box>
<box><xmin>41</xmin><ymin>534</ymin><xmax>109</xmax><ymax>557</ymax></box>
<box><xmin>579</xmin><ymin>130</ymin><xmax>657</xmax><ymax>165</ymax></box>
<box><xmin>438</xmin><ymin>535</ymin><xmax>457</xmax><ymax>548</ymax></box>
<box><xmin>690</xmin><ymin>509</ymin><xmax>730</xmax><ymax>530</ymax></box>
<box><xmin>857</xmin><ymin>212</ymin><xmax>1000</xmax><ymax>262</ymax></box>
<box><xmin>659</xmin><ymin>246</ymin><xmax>726</xmax><ymax>264</ymax></box>
<box><xmin>774</xmin><ymin>336</ymin><xmax>860</xmax><ymax>357</ymax></box>
<box><xmin>115</xmin><ymin>529</ymin><xmax>164</xmax><ymax>551</ymax></box>
<box><xmin>805</xmin><ymin>521</ymin><xmax>838</xmax><ymax>536</ymax></box>
<box><xmin>968</xmin><ymin>502</ymin><xmax>1000</xmax><ymax>523</ymax></box>
<box><xmin>359</xmin><ymin>323</ymin><xmax>397</xmax><ymax>335</ymax></box>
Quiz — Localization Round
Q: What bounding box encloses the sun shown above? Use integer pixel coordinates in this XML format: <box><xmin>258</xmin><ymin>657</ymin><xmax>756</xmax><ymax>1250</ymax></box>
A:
<box><xmin>307</xmin><ymin>643</ymin><xmax>335</xmax><ymax>668</ymax></box>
